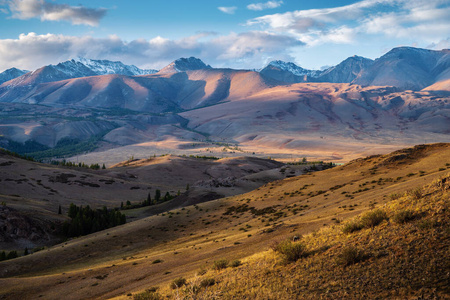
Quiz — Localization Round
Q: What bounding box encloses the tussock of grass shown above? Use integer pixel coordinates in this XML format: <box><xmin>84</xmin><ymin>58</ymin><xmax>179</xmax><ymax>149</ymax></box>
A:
<box><xmin>230</xmin><ymin>260</ymin><xmax>241</xmax><ymax>268</ymax></box>
<box><xmin>170</xmin><ymin>277</ymin><xmax>186</xmax><ymax>289</ymax></box>
<box><xmin>133</xmin><ymin>290</ymin><xmax>162</xmax><ymax>300</ymax></box>
<box><xmin>200</xmin><ymin>278</ymin><xmax>215</xmax><ymax>287</ymax></box>
<box><xmin>272</xmin><ymin>240</ymin><xmax>307</xmax><ymax>263</ymax></box>
<box><xmin>212</xmin><ymin>259</ymin><xmax>228</xmax><ymax>270</ymax></box>
<box><xmin>360</xmin><ymin>209</ymin><xmax>388</xmax><ymax>228</ymax></box>
<box><xmin>335</xmin><ymin>246</ymin><xmax>366</xmax><ymax>266</ymax></box>
<box><xmin>392</xmin><ymin>209</ymin><xmax>415</xmax><ymax>224</ymax></box>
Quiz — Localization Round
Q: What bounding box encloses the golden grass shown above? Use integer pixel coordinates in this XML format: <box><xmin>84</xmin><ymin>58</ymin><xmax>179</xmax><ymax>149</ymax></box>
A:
<box><xmin>145</xmin><ymin>174</ymin><xmax>450</xmax><ymax>299</ymax></box>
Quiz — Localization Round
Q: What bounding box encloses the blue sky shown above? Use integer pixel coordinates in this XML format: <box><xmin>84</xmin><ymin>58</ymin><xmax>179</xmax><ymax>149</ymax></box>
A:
<box><xmin>0</xmin><ymin>0</ymin><xmax>449</xmax><ymax>72</ymax></box>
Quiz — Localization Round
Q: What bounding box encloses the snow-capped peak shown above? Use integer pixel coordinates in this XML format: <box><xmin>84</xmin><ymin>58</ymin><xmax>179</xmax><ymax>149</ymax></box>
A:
<box><xmin>72</xmin><ymin>57</ymin><xmax>157</xmax><ymax>76</ymax></box>
<box><xmin>263</xmin><ymin>60</ymin><xmax>322</xmax><ymax>78</ymax></box>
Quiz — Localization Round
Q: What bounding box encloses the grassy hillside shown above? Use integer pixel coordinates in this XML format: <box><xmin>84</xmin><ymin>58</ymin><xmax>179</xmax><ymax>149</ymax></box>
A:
<box><xmin>144</xmin><ymin>173</ymin><xmax>449</xmax><ymax>299</ymax></box>
<box><xmin>0</xmin><ymin>143</ymin><xmax>448</xmax><ymax>299</ymax></box>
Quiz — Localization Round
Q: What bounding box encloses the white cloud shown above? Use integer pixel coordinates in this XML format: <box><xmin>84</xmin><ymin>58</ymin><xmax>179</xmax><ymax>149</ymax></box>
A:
<box><xmin>247</xmin><ymin>0</ymin><xmax>450</xmax><ymax>46</ymax></box>
<box><xmin>0</xmin><ymin>32</ymin><xmax>304</xmax><ymax>72</ymax></box>
<box><xmin>427</xmin><ymin>38</ymin><xmax>450</xmax><ymax>50</ymax></box>
<box><xmin>247</xmin><ymin>1</ymin><xmax>283</xmax><ymax>11</ymax></box>
<box><xmin>7</xmin><ymin>0</ymin><xmax>106</xmax><ymax>26</ymax></box>
<box><xmin>218</xmin><ymin>6</ymin><xmax>237</xmax><ymax>14</ymax></box>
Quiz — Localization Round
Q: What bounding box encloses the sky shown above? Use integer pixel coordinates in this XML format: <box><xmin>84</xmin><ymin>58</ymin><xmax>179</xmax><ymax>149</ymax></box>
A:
<box><xmin>0</xmin><ymin>0</ymin><xmax>449</xmax><ymax>72</ymax></box>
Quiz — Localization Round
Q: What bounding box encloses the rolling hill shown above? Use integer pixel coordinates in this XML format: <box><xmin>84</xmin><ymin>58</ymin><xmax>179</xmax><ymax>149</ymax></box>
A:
<box><xmin>0</xmin><ymin>143</ymin><xmax>448</xmax><ymax>299</ymax></box>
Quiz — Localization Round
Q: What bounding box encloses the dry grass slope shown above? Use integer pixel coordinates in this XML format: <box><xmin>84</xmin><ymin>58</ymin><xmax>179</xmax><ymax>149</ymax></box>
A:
<box><xmin>141</xmin><ymin>174</ymin><xmax>449</xmax><ymax>299</ymax></box>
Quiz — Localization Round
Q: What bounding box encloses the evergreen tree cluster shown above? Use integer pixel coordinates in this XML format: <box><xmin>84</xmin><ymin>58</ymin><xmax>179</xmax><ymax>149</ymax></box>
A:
<box><xmin>120</xmin><ymin>189</ymin><xmax>176</xmax><ymax>210</ymax></box>
<box><xmin>50</xmin><ymin>159</ymin><xmax>104</xmax><ymax>170</ymax></box>
<box><xmin>63</xmin><ymin>203</ymin><xmax>126</xmax><ymax>237</ymax></box>
<box><xmin>0</xmin><ymin>250</ymin><xmax>18</xmax><ymax>261</ymax></box>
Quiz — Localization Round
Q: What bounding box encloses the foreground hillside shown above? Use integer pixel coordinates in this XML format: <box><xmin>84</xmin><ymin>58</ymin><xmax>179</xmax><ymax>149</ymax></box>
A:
<box><xmin>148</xmin><ymin>171</ymin><xmax>449</xmax><ymax>299</ymax></box>
<box><xmin>0</xmin><ymin>143</ymin><xmax>448</xmax><ymax>299</ymax></box>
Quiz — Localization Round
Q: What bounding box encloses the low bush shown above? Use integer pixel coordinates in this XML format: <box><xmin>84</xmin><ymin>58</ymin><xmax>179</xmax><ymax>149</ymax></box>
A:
<box><xmin>408</xmin><ymin>188</ymin><xmax>423</xmax><ymax>200</ymax></box>
<box><xmin>213</xmin><ymin>259</ymin><xmax>229</xmax><ymax>270</ymax></box>
<box><xmin>336</xmin><ymin>246</ymin><xmax>365</xmax><ymax>266</ymax></box>
<box><xmin>230</xmin><ymin>260</ymin><xmax>242</xmax><ymax>268</ymax></box>
<box><xmin>200</xmin><ymin>278</ymin><xmax>216</xmax><ymax>288</ymax></box>
<box><xmin>342</xmin><ymin>221</ymin><xmax>363</xmax><ymax>234</ymax></box>
<box><xmin>360</xmin><ymin>209</ymin><xmax>388</xmax><ymax>228</ymax></box>
<box><xmin>392</xmin><ymin>210</ymin><xmax>415</xmax><ymax>224</ymax></box>
<box><xmin>170</xmin><ymin>277</ymin><xmax>187</xmax><ymax>289</ymax></box>
<box><xmin>133</xmin><ymin>290</ymin><xmax>162</xmax><ymax>300</ymax></box>
<box><xmin>273</xmin><ymin>240</ymin><xmax>307</xmax><ymax>263</ymax></box>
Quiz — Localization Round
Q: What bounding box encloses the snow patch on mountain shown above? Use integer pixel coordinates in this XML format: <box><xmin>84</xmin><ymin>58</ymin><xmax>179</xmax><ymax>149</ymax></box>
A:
<box><xmin>73</xmin><ymin>57</ymin><xmax>157</xmax><ymax>76</ymax></box>
<box><xmin>159</xmin><ymin>57</ymin><xmax>212</xmax><ymax>74</ymax></box>
<box><xmin>267</xmin><ymin>61</ymin><xmax>321</xmax><ymax>77</ymax></box>
<box><xmin>0</xmin><ymin>68</ymin><xmax>29</xmax><ymax>85</ymax></box>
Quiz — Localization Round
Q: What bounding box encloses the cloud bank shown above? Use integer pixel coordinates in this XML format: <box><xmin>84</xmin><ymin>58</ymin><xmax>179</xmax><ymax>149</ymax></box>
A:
<box><xmin>0</xmin><ymin>31</ymin><xmax>304</xmax><ymax>72</ymax></box>
<box><xmin>6</xmin><ymin>0</ymin><xmax>106</xmax><ymax>26</ymax></box>
<box><xmin>247</xmin><ymin>0</ymin><xmax>450</xmax><ymax>46</ymax></box>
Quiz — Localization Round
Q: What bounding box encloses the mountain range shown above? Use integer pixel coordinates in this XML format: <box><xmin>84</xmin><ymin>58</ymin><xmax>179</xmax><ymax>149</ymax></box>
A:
<box><xmin>0</xmin><ymin>46</ymin><xmax>448</xmax><ymax>164</ymax></box>
<box><xmin>1</xmin><ymin>47</ymin><xmax>449</xmax><ymax>91</ymax></box>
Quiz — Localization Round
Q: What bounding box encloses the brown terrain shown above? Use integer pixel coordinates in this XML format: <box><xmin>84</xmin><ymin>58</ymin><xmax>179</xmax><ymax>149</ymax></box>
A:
<box><xmin>0</xmin><ymin>143</ymin><xmax>448</xmax><ymax>299</ymax></box>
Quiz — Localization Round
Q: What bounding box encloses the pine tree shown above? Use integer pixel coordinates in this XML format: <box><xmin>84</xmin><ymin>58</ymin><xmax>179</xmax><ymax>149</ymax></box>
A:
<box><xmin>24</xmin><ymin>247</ymin><xmax>29</xmax><ymax>256</ymax></box>
<box><xmin>155</xmin><ymin>189</ymin><xmax>161</xmax><ymax>203</ymax></box>
<box><xmin>164</xmin><ymin>192</ymin><xmax>171</xmax><ymax>202</ymax></box>
<box><xmin>58</xmin><ymin>205</ymin><xmax>62</xmax><ymax>215</ymax></box>
<box><xmin>146</xmin><ymin>193</ymin><xmax>151</xmax><ymax>206</ymax></box>
<box><xmin>102</xmin><ymin>163</ymin><xmax>106</xmax><ymax>169</ymax></box>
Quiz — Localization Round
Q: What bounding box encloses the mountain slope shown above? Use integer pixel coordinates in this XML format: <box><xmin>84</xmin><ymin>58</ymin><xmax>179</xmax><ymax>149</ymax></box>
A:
<box><xmin>318</xmin><ymin>55</ymin><xmax>373</xmax><ymax>83</ymax></box>
<box><xmin>353</xmin><ymin>47</ymin><xmax>449</xmax><ymax>90</ymax></box>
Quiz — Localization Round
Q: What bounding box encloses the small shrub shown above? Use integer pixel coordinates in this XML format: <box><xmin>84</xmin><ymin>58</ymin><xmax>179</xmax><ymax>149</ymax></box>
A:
<box><xmin>273</xmin><ymin>240</ymin><xmax>307</xmax><ymax>263</ymax></box>
<box><xmin>170</xmin><ymin>277</ymin><xmax>187</xmax><ymax>289</ymax></box>
<box><xmin>389</xmin><ymin>193</ymin><xmax>401</xmax><ymax>200</ymax></box>
<box><xmin>152</xmin><ymin>259</ymin><xmax>163</xmax><ymax>264</ymax></box>
<box><xmin>230</xmin><ymin>260</ymin><xmax>242</xmax><ymax>267</ymax></box>
<box><xmin>417</xmin><ymin>219</ymin><xmax>439</xmax><ymax>230</ymax></box>
<box><xmin>342</xmin><ymin>220</ymin><xmax>363</xmax><ymax>234</ymax></box>
<box><xmin>336</xmin><ymin>246</ymin><xmax>365</xmax><ymax>266</ymax></box>
<box><xmin>392</xmin><ymin>210</ymin><xmax>415</xmax><ymax>224</ymax></box>
<box><xmin>408</xmin><ymin>188</ymin><xmax>423</xmax><ymax>200</ymax></box>
<box><xmin>213</xmin><ymin>259</ymin><xmax>229</xmax><ymax>270</ymax></box>
<box><xmin>360</xmin><ymin>209</ymin><xmax>387</xmax><ymax>228</ymax></box>
<box><xmin>200</xmin><ymin>278</ymin><xmax>216</xmax><ymax>288</ymax></box>
<box><xmin>197</xmin><ymin>268</ymin><xmax>207</xmax><ymax>276</ymax></box>
<box><xmin>133</xmin><ymin>290</ymin><xmax>162</xmax><ymax>300</ymax></box>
